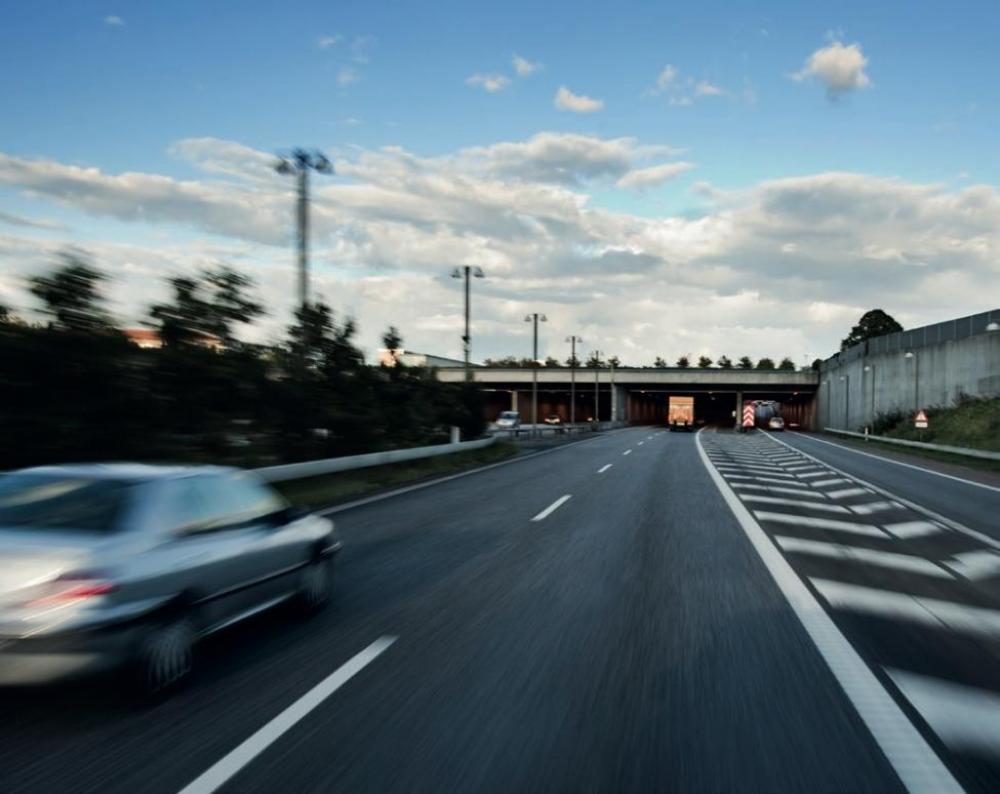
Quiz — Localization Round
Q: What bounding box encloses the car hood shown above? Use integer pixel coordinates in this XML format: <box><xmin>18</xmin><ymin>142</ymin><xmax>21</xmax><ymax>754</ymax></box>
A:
<box><xmin>0</xmin><ymin>530</ymin><xmax>107</xmax><ymax>599</ymax></box>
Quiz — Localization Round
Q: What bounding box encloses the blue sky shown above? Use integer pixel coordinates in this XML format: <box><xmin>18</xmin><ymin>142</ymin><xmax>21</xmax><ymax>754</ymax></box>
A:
<box><xmin>1</xmin><ymin>0</ymin><xmax>998</xmax><ymax>363</ymax></box>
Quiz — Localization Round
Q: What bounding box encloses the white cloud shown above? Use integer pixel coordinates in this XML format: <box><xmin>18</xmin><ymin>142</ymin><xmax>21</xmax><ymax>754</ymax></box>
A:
<box><xmin>104</xmin><ymin>15</ymin><xmax>124</xmax><ymax>26</ymax></box>
<box><xmin>694</xmin><ymin>80</ymin><xmax>724</xmax><ymax>97</ymax></box>
<box><xmin>0</xmin><ymin>210</ymin><xmax>65</xmax><ymax>230</ymax></box>
<box><xmin>1</xmin><ymin>138</ymin><xmax>996</xmax><ymax>364</ymax></box>
<box><xmin>554</xmin><ymin>86</ymin><xmax>603</xmax><ymax>113</ymax></box>
<box><xmin>337</xmin><ymin>67</ymin><xmax>359</xmax><ymax>86</ymax></box>
<box><xmin>318</xmin><ymin>34</ymin><xmax>342</xmax><ymax>48</ymax></box>
<box><xmin>793</xmin><ymin>41</ymin><xmax>871</xmax><ymax>98</ymax></box>
<box><xmin>616</xmin><ymin>161</ymin><xmax>695</xmax><ymax>190</ymax></box>
<box><xmin>512</xmin><ymin>54</ymin><xmax>540</xmax><ymax>77</ymax></box>
<box><xmin>656</xmin><ymin>65</ymin><xmax>679</xmax><ymax>91</ymax></box>
<box><xmin>466</xmin><ymin>73</ymin><xmax>511</xmax><ymax>93</ymax></box>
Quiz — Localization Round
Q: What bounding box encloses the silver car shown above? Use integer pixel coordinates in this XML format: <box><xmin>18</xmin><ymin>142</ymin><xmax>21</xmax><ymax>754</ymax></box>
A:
<box><xmin>0</xmin><ymin>464</ymin><xmax>340</xmax><ymax>694</ymax></box>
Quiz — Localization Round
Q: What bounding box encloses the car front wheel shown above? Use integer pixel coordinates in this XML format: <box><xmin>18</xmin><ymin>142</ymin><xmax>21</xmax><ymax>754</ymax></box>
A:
<box><xmin>296</xmin><ymin>557</ymin><xmax>334</xmax><ymax>614</ymax></box>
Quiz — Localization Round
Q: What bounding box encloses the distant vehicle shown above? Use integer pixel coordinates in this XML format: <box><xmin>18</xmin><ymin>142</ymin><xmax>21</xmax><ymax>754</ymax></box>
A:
<box><xmin>495</xmin><ymin>411</ymin><xmax>521</xmax><ymax>429</ymax></box>
<box><xmin>668</xmin><ymin>395</ymin><xmax>695</xmax><ymax>431</ymax></box>
<box><xmin>0</xmin><ymin>464</ymin><xmax>340</xmax><ymax>694</ymax></box>
<box><xmin>543</xmin><ymin>414</ymin><xmax>562</xmax><ymax>425</ymax></box>
<box><xmin>767</xmin><ymin>416</ymin><xmax>785</xmax><ymax>431</ymax></box>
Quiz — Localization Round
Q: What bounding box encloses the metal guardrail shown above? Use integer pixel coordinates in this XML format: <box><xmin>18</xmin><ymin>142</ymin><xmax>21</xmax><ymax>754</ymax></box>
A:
<box><xmin>822</xmin><ymin>427</ymin><xmax>1000</xmax><ymax>461</ymax></box>
<box><xmin>254</xmin><ymin>436</ymin><xmax>498</xmax><ymax>482</ymax></box>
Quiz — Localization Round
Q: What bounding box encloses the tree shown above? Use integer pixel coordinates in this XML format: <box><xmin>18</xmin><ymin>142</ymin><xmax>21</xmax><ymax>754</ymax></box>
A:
<box><xmin>0</xmin><ymin>304</ymin><xmax>9</xmax><ymax>325</ymax></box>
<box><xmin>585</xmin><ymin>351</ymin><xmax>604</xmax><ymax>368</ymax></box>
<box><xmin>149</xmin><ymin>267</ymin><xmax>263</xmax><ymax>348</ymax></box>
<box><xmin>717</xmin><ymin>355</ymin><xmax>733</xmax><ymax>369</ymax></box>
<box><xmin>756</xmin><ymin>357</ymin><xmax>776</xmax><ymax>370</ymax></box>
<box><xmin>29</xmin><ymin>251</ymin><xmax>112</xmax><ymax>333</ymax></box>
<box><xmin>811</xmin><ymin>358</ymin><xmax>823</xmax><ymax>371</ymax></box>
<box><xmin>841</xmin><ymin>309</ymin><xmax>902</xmax><ymax>351</ymax></box>
<box><xmin>565</xmin><ymin>355</ymin><xmax>581</xmax><ymax>368</ymax></box>
<box><xmin>697</xmin><ymin>355</ymin><xmax>713</xmax><ymax>368</ymax></box>
<box><xmin>676</xmin><ymin>355</ymin><xmax>690</xmax><ymax>368</ymax></box>
<box><xmin>778</xmin><ymin>357</ymin><xmax>796</xmax><ymax>371</ymax></box>
<box><xmin>543</xmin><ymin>356</ymin><xmax>562</xmax><ymax>367</ymax></box>
<box><xmin>381</xmin><ymin>326</ymin><xmax>403</xmax><ymax>364</ymax></box>
<box><xmin>607</xmin><ymin>355</ymin><xmax>621</xmax><ymax>367</ymax></box>
<box><xmin>737</xmin><ymin>356</ymin><xmax>754</xmax><ymax>369</ymax></box>
<box><xmin>653</xmin><ymin>356</ymin><xmax>667</xmax><ymax>369</ymax></box>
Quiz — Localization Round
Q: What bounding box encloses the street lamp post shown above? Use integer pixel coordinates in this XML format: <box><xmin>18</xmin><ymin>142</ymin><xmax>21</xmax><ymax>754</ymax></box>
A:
<box><xmin>904</xmin><ymin>351</ymin><xmax>919</xmax><ymax>412</ymax></box>
<box><xmin>839</xmin><ymin>374</ymin><xmax>850</xmax><ymax>430</ymax></box>
<box><xmin>566</xmin><ymin>335</ymin><xmax>582</xmax><ymax>427</ymax></box>
<box><xmin>525</xmin><ymin>313</ymin><xmax>547</xmax><ymax>436</ymax></box>
<box><xmin>275</xmin><ymin>149</ymin><xmax>333</xmax><ymax>309</ymax></box>
<box><xmin>592</xmin><ymin>350</ymin><xmax>602</xmax><ymax>426</ymax></box>
<box><xmin>451</xmin><ymin>266</ymin><xmax>485</xmax><ymax>382</ymax></box>
<box><xmin>863</xmin><ymin>364</ymin><xmax>876</xmax><ymax>431</ymax></box>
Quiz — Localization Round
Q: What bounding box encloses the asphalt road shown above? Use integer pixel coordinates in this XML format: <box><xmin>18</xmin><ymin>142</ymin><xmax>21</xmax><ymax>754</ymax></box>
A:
<box><xmin>2</xmin><ymin>426</ymin><xmax>998</xmax><ymax>793</ymax></box>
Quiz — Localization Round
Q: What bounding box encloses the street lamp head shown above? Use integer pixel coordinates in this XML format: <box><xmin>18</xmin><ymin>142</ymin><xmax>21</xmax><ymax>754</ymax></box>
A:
<box><xmin>539</xmin><ymin>314</ymin><xmax>547</xmax><ymax>322</ymax></box>
<box><xmin>987</xmin><ymin>321</ymin><xmax>1000</xmax><ymax>332</ymax></box>
<box><xmin>904</xmin><ymin>351</ymin><xmax>915</xmax><ymax>359</ymax></box>
<box><xmin>863</xmin><ymin>365</ymin><xmax>872</xmax><ymax>371</ymax></box>
<box><xmin>275</xmin><ymin>159</ymin><xmax>294</xmax><ymax>175</ymax></box>
<box><xmin>472</xmin><ymin>267</ymin><xmax>485</xmax><ymax>278</ymax></box>
<box><xmin>313</xmin><ymin>154</ymin><xmax>333</xmax><ymax>174</ymax></box>
<box><xmin>452</xmin><ymin>268</ymin><xmax>462</xmax><ymax>279</ymax></box>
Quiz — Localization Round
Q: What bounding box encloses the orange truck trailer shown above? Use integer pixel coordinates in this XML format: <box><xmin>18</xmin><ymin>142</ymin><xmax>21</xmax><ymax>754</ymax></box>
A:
<box><xmin>668</xmin><ymin>395</ymin><xmax>695</xmax><ymax>431</ymax></box>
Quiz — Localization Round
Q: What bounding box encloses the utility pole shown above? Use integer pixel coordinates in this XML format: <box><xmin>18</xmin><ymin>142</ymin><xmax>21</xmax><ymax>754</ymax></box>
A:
<box><xmin>593</xmin><ymin>350</ymin><xmax>602</xmax><ymax>426</ymax></box>
<box><xmin>452</xmin><ymin>266</ymin><xmax>485</xmax><ymax>382</ymax></box>
<box><xmin>525</xmin><ymin>313</ymin><xmax>547</xmax><ymax>436</ymax></box>
<box><xmin>275</xmin><ymin>149</ymin><xmax>333</xmax><ymax>309</ymax></box>
<box><xmin>566</xmin><ymin>335</ymin><xmax>582</xmax><ymax>426</ymax></box>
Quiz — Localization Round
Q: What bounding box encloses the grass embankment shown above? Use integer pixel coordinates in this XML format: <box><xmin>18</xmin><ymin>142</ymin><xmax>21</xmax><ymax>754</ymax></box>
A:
<box><xmin>872</xmin><ymin>395</ymin><xmax>1000</xmax><ymax>453</ymax></box>
<box><xmin>273</xmin><ymin>441</ymin><xmax>519</xmax><ymax>509</ymax></box>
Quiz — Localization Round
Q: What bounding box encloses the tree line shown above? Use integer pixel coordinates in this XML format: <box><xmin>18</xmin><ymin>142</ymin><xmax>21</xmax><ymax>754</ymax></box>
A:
<box><xmin>0</xmin><ymin>252</ymin><xmax>485</xmax><ymax>470</ymax></box>
<box><xmin>483</xmin><ymin>353</ymin><xmax>801</xmax><ymax>370</ymax></box>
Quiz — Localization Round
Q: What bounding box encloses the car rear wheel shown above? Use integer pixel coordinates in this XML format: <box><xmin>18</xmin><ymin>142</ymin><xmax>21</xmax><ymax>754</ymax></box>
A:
<box><xmin>135</xmin><ymin>614</ymin><xmax>195</xmax><ymax>697</ymax></box>
<box><xmin>295</xmin><ymin>557</ymin><xmax>334</xmax><ymax>614</ymax></box>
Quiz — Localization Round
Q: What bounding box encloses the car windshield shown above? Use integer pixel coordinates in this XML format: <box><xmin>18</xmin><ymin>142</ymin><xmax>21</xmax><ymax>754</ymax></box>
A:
<box><xmin>0</xmin><ymin>473</ymin><xmax>137</xmax><ymax>533</ymax></box>
<box><xmin>500</xmin><ymin>412</ymin><xmax>518</xmax><ymax>419</ymax></box>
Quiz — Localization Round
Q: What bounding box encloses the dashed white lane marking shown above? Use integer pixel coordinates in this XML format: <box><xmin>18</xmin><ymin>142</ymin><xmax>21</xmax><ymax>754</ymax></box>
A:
<box><xmin>623</xmin><ymin>449</ymin><xmax>632</xmax><ymax>456</ymax></box>
<box><xmin>797</xmin><ymin>471</ymin><xmax>833</xmax><ymax>480</ymax></box>
<box><xmin>733</xmin><ymin>483</ymin><xmax>828</xmax><ymax>498</ymax></box>
<box><xmin>754</xmin><ymin>511</ymin><xmax>888</xmax><ymax>538</ymax></box>
<box><xmin>945</xmin><ymin>549</ymin><xmax>1000</xmax><ymax>580</ymax></box>
<box><xmin>850</xmin><ymin>500</ymin><xmax>902</xmax><ymax>515</ymax></box>
<box><xmin>741</xmin><ymin>495</ymin><xmax>850</xmax><ymax>513</ymax></box>
<box><xmin>887</xmin><ymin>669</ymin><xmax>1000</xmax><ymax>760</ymax></box>
<box><xmin>812</xmin><ymin>578</ymin><xmax>1000</xmax><ymax>638</ymax></box>
<box><xmin>695</xmin><ymin>430</ymin><xmax>962</xmax><ymax>794</ymax></box>
<box><xmin>597</xmin><ymin>464</ymin><xmax>613</xmax><ymax>474</ymax></box>
<box><xmin>638</xmin><ymin>441</ymin><xmax>644</xmax><ymax>446</ymax></box>
<box><xmin>884</xmin><ymin>520</ymin><xmax>946</xmax><ymax>539</ymax></box>
<box><xmin>178</xmin><ymin>636</ymin><xmax>397</xmax><ymax>794</ymax></box>
<box><xmin>774</xmin><ymin>536</ymin><xmax>953</xmax><ymax>578</ymax></box>
<box><xmin>532</xmin><ymin>494</ymin><xmax>572</xmax><ymax>521</ymax></box>
<box><xmin>826</xmin><ymin>487</ymin><xmax>873</xmax><ymax>499</ymax></box>
<box><xmin>813</xmin><ymin>478</ymin><xmax>852</xmax><ymax>487</ymax></box>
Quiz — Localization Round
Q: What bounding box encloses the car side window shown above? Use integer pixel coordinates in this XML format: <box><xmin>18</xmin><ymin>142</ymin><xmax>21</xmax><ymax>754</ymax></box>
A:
<box><xmin>159</xmin><ymin>477</ymin><xmax>210</xmax><ymax>535</ymax></box>
<box><xmin>187</xmin><ymin>473</ymin><xmax>283</xmax><ymax>532</ymax></box>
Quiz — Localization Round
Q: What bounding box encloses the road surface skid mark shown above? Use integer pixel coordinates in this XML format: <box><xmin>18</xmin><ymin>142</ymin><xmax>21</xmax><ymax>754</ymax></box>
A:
<box><xmin>702</xmin><ymin>430</ymin><xmax>1000</xmax><ymax>782</ymax></box>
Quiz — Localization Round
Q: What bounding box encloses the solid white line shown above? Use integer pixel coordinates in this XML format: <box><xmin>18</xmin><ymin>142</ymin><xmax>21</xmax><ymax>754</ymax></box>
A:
<box><xmin>790</xmin><ymin>432</ymin><xmax>1000</xmax><ymax>494</ymax></box>
<box><xmin>741</xmin><ymin>496</ymin><xmax>851</xmax><ymax>513</ymax></box>
<box><xmin>753</xmin><ymin>512</ymin><xmax>888</xmax><ymax>538</ymax></box>
<box><xmin>812</xmin><ymin>578</ymin><xmax>1000</xmax><ymax>638</ymax></box>
<box><xmin>887</xmin><ymin>669</ymin><xmax>1000</xmax><ymax>759</ymax></box>
<box><xmin>623</xmin><ymin>449</ymin><xmax>632</xmax><ymax>456</ymax></box>
<box><xmin>178</xmin><ymin>636</ymin><xmax>396</xmax><ymax>794</ymax></box>
<box><xmin>694</xmin><ymin>429</ymin><xmax>962</xmax><ymax>794</ymax></box>
<box><xmin>598</xmin><ymin>464</ymin><xmax>613</xmax><ymax>474</ymax></box>
<box><xmin>826</xmin><ymin>487</ymin><xmax>873</xmax><ymax>499</ymax></box>
<box><xmin>883</xmin><ymin>520</ymin><xmax>946</xmax><ymax>539</ymax></box>
<box><xmin>532</xmin><ymin>494</ymin><xmax>572</xmax><ymax>521</ymax></box>
<box><xmin>774</xmin><ymin>536</ymin><xmax>952</xmax><ymax>578</ymax></box>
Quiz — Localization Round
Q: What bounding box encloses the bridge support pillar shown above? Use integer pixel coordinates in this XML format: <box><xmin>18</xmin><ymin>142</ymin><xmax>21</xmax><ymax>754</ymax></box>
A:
<box><xmin>735</xmin><ymin>390</ymin><xmax>743</xmax><ymax>431</ymax></box>
<box><xmin>511</xmin><ymin>390</ymin><xmax>518</xmax><ymax>412</ymax></box>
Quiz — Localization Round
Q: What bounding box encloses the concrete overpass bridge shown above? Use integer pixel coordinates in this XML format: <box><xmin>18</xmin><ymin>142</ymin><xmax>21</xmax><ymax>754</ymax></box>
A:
<box><xmin>435</xmin><ymin>367</ymin><xmax>820</xmax><ymax>429</ymax></box>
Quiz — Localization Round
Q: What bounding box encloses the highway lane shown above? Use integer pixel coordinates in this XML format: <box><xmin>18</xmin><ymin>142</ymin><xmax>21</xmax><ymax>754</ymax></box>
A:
<box><xmin>0</xmin><ymin>425</ymin><xmax>937</xmax><ymax>793</ymax></box>
<box><xmin>779</xmin><ymin>431</ymin><xmax>999</xmax><ymax>540</ymax></box>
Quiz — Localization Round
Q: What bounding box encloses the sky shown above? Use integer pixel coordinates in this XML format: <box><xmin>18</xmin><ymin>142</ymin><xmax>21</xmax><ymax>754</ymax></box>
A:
<box><xmin>1</xmin><ymin>0</ymin><xmax>998</xmax><ymax>365</ymax></box>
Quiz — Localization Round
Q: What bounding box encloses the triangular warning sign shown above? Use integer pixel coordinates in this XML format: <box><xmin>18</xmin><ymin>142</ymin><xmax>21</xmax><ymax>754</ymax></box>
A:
<box><xmin>915</xmin><ymin>410</ymin><xmax>928</xmax><ymax>422</ymax></box>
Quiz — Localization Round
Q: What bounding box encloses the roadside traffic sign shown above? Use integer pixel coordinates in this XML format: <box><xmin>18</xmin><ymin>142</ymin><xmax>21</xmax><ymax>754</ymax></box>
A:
<box><xmin>914</xmin><ymin>409</ymin><xmax>929</xmax><ymax>429</ymax></box>
<box><xmin>742</xmin><ymin>402</ymin><xmax>755</xmax><ymax>428</ymax></box>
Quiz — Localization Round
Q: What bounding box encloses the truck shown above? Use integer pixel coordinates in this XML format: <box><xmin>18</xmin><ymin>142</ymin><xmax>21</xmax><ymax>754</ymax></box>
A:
<box><xmin>668</xmin><ymin>395</ymin><xmax>695</xmax><ymax>431</ymax></box>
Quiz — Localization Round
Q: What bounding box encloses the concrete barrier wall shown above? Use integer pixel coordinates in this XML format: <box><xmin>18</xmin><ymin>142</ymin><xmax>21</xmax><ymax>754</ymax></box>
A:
<box><xmin>818</xmin><ymin>309</ymin><xmax>1000</xmax><ymax>431</ymax></box>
